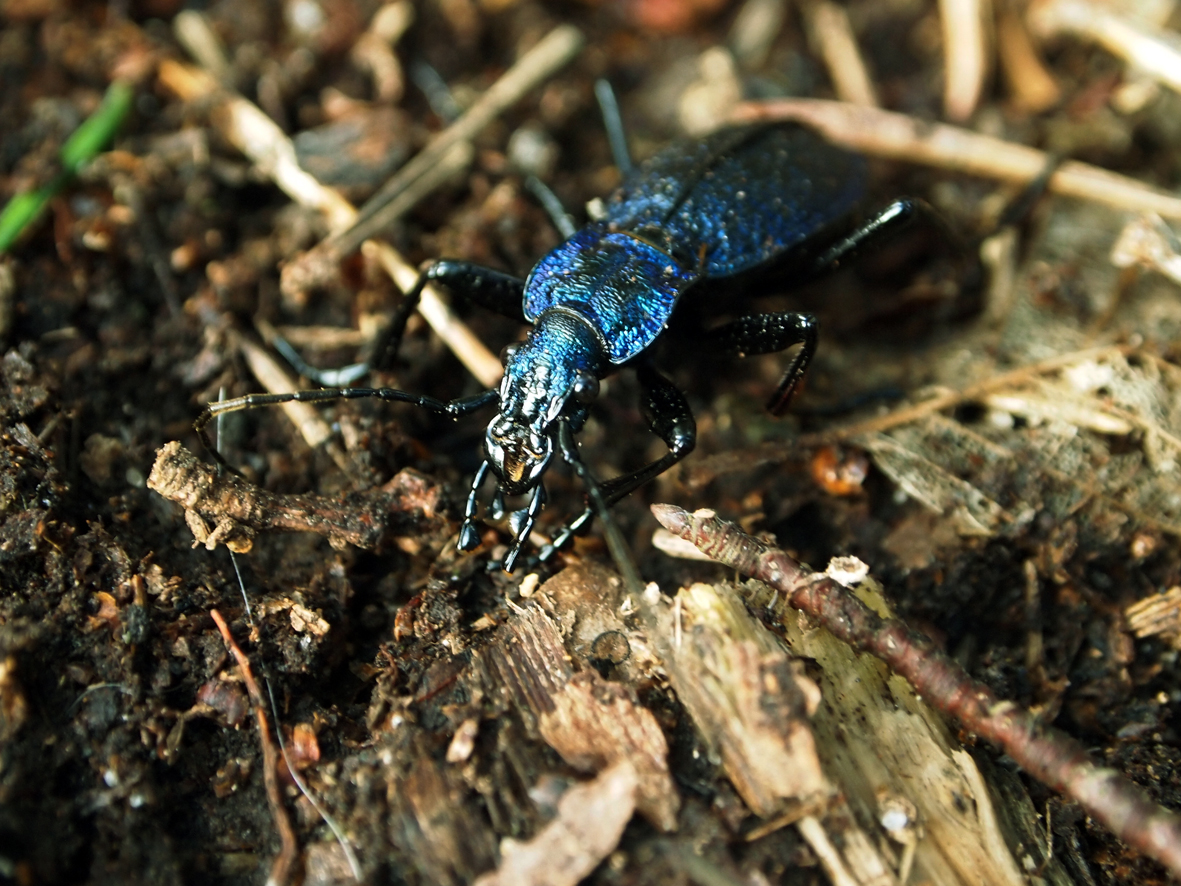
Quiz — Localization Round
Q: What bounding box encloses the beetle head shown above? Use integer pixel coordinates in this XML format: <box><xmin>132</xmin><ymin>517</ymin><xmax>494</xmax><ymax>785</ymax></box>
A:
<box><xmin>485</xmin><ymin>309</ymin><xmax>605</xmax><ymax>495</ymax></box>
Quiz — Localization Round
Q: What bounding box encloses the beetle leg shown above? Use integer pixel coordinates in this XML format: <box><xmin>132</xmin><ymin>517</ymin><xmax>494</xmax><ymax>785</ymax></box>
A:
<box><xmin>372</xmin><ymin>259</ymin><xmax>528</xmax><ymax>370</ymax></box>
<box><xmin>543</xmin><ymin>420</ymin><xmax>613</xmax><ymax>560</ymax></box>
<box><xmin>503</xmin><ymin>482</ymin><xmax>546</xmax><ymax>573</ymax></box>
<box><xmin>488</xmin><ymin>489</ymin><xmax>507</xmax><ymax>520</ymax></box>
<box><xmin>600</xmin><ymin>365</ymin><xmax>697</xmax><ymax>504</ymax></box>
<box><xmin>458</xmin><ymin>460</ymin><xmax>492</xmax><ymax>552</ymax></box>
<box><xmin>542</xmin><ymin>367</ymin><xmax>696</xmax><ymax>558</ymax></box>
<box><xmin>705</xmin><ymin>312</ymin><xmax>818</xmax><ymax>416</ymax></box>
<box><xmin>807</xmin><ymin>198</ymin><xmax>959</xmax><ymax>277</ymax></box>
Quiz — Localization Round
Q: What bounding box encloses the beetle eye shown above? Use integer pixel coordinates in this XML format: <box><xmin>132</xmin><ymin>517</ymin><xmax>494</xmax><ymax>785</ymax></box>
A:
<box><xmin>500</xmin><ymin>342</ymin><xmax>521</xmax><ymax>365</ymax></box>
<box><xmin>570</xmin><ymin>371</ymin><xmax>599</xmax><ymax>404</ymax></box>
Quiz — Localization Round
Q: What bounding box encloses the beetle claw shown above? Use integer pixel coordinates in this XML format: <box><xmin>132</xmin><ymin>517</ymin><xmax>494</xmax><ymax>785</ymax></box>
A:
<box><xmin>502</xmin><ymin>542</ymin><xmax>524</xmax><ymax>573</ymax></box>
<box><xmin>457</xmin><ymin>521</ymin><xmax>481</xmax><ymax>551</ymax></box>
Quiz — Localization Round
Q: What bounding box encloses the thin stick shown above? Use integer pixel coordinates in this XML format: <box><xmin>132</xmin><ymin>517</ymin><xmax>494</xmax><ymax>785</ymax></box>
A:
<box><xmin>148</xmin><ymin>440</ymin><xmax>440</xmax><ymax>551</ymax></box>
<box><xmin>326</xmin><ymin>25</ymin><xmax>584</xmax><ymax>258</ymax></box>
<box><xmin>161</xmin><ymin>26</ymin><xmax>500</xmax><ymax>410</ymax></box>
<box><xmin>732</xmin><ymin>99</ymin><xmax>1181</xmax><ymax>219</ymax></box>
<box><xmin>684</xmin><ymin>344</ymin><xmax>1132</xmax><ymax>488</ymax></box>
<box><xmin>235</xmin><ymin>335</ymin><xmax>353</xmax><ymax>473</ymax></box>
<box><xmin>1029</xmin><ymin>0</ymin><xmax>1181</xmax><ymax>96</ymax></box>
<box><xmin>939</xmin><ymin>0</ymin><xmax>988</xmax><ymax>121</ymax></box>
<box><xmin>266</xmin><ymin>683</ymin><xmax>362</xmax><ymax>881</ymax></box>
<box><xmin>651</xmin><ymin>505</ymin><xmax>1181</xmax><ymax>880</ymax></box>
<box><xmin>209</xmin><ymin>609</ymin><xmax>299</xmax><ymax>886</ymax></box>
<box><xmin>362</xmin><ymin>239</ymin><xmax>503</xmax><ymax>388</ymax></box>
<box><xmin>997</xmin><ymin>4</ymin><xmax>1061</xmax><ymax>113</ymax></box>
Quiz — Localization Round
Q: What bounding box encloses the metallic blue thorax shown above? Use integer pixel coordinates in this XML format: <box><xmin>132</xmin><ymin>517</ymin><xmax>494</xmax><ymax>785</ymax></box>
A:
<box><xmin>523</xmin><ymin>226</ymin><xmax>697</xmax><ymax>363</ymax></box>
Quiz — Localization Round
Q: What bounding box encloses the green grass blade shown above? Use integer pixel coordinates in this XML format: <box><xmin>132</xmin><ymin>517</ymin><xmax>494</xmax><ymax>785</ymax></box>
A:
<box><xmin>0</xmin><ymin>80</ymin><xmax>133</xmax><ymax>253</ymax></box>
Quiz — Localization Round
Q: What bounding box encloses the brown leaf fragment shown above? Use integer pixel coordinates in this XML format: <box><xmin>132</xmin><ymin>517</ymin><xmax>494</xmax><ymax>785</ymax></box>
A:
<box><xmin>473</xmin><ymin>761</ymin><xmax>638</xmax><ymax>886</ymax></box>
<box><xmin>195</xmin><ymin>678</ymin><xmax>249</xmax><ymax>727</ymax></box>
<box><xmin>481</xmin><ymin>599</ymin><xmax>679</xmax><ymax>830</ymax></box>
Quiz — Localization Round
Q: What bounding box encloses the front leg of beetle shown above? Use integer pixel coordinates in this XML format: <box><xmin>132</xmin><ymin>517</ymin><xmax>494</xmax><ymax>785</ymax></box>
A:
<box><xmin>457</xmin><ymin>461</ymin><xmax>491</xmax><ymax>552</ymax></box>
<box><xmin>503</xmin><ymin>483</ymin><xmax>546</xmax><ymax>573</ymax></box>
<box><xmin>545</xmin><ymin>366</ymin><xmax>696</xmax><ymax>557</ymax></box>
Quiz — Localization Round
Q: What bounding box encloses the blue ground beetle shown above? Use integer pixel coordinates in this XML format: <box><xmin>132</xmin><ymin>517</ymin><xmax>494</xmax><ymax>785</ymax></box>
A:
<box><xmin>197</xmin><ymin>121</ymin><xmax>925</xmax><ymax>571</ymax></box>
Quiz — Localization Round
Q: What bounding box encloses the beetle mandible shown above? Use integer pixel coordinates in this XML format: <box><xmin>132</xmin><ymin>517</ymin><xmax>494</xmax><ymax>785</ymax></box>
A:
<box><xmin>197</xmin><ymin>119</ymin><xmax>926</xmax><ymax>572</ymax></box>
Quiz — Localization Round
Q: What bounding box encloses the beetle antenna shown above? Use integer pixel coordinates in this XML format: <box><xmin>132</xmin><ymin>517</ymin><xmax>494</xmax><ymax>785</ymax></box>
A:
<box><xmin>524</xmin><ymin>175</ymin><xmax>577</xmax><ymax>240</ymax></box>
<box><xmin>594</xmin><ymin>79</ymin><xmax>632</xmax><ymax>177</ymax></box>
<box><xmin>194</xmin><ymin>387</ymin><xmax>498</xmax><ymax>471</ymax></box>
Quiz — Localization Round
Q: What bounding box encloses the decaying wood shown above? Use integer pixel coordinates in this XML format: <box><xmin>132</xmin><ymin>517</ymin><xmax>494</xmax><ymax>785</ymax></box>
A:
<box><xmin>656</xmin><ymin>580</ymin><xmax>910</xmax><ymax>886</ymax></box>
<box><xmin>765</xmin><ymin>573</ymin><xmax>1048</xmax><ymax>885</ymax></box>
<box><xmin>388</xmin><ymin>746</ymin><xmax>499</xmax><ymax>886</ymax></box>
<box><xmin>475</xmin><ymin>571</ymin><xmax>679</xmax><ymax>832</ymax></box>
<box><xmin>653</xmin><ymin>504</ymin><xmax>1181</xmax><ymax>879</ymax></box>
<box><xmin>472</xmin><ymin>761</ymin><xmax>637</xmax><ymax>886</ymax></box>
<box><xmin>659</xmin><ymin>581</ymin><xmax>828</xmax><ymax>816</ymax></box>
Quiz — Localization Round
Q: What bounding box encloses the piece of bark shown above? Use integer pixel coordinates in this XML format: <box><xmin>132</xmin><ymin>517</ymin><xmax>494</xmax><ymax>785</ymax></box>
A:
<box><xmin>660</xmin><ymin>581</ymin><xmax>828</xmax><ymax>817</ymax></box>
<box><xmin>388</xmin><ymin>747</ymin><xmax>499</xmax><ymax>886</ymax></box>
<box><xmin>530</xmin><ymin>562</ymin><xmax>658</xmax><ymax>683</ymax></box>
<box><xmin>148</xmin><ymin>440</ymin><xmax>440</xmax><ymax>552</ymax></box>
<box><xmin>478</xmin><ymin>594</ymin><xmax>678</xmax><ymax>831</ymax></box>
<box><xmin>472</xmin><ymin>761</ymin><xmax>637</xmax><ymax>886</ymax></box>
<box><xmin>753</xmin><ymin>570</ymin><xmax>1039</xmax><ymax>885</ymax></box>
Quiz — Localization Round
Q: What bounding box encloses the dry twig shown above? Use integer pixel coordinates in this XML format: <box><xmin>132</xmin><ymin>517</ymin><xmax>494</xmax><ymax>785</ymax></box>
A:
<box><xmin>162</xmin><ymin>12</ymin><xmax>503</xmax><ymax>389</ymax></box>
<box><xmin>652</xmin><ymin>504</ymin><xmax>1181</xmax><ymax>879</ymax></box>
<box><xmin>939</xmin><ymin>0</ymin><xmax>989</xmax><ymax>120</ymax></box>
<box><xmin>148</xmin><ymin>441</ymin><xmax>440</xmax><ymax>552</ymax></box>
<box><xmin>801</xmin><ymin>1</ymin><xmax>879</xmax><ymax>108</ymax></box>
<box><xmin>732</xmin><ymin>99</ymin><xmax>1181</xmax><ymax>219</ymax></box>
<box><xmin>685</xmin><ymin>344</ymin><xmax>1131</xmax><ymax>488</ymax></box>
<box><xmin>209</xmin><ymin>609</ymin><xmax>299</xmax><ymax>886</ymax></box>
<box><xmin>282</xmin><ymin>24</ymin><xmax>585</xmax><ymax>296</ymax></box>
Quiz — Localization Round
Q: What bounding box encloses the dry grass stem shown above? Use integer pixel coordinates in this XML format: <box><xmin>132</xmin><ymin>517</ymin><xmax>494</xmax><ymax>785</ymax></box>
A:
<box><xmin>733</xmin><ymin>99</ymin><xmax>1181</xmax><ymax>218</ymax></box>
<box><xmin>939</xmin><ymin>0</ymin><xmax>989</xmax><ymax>120</ymax></box>
<box><xmin>802</xmin><ymin>1</ymin><xmax>879</xmax><ymax>107</ymax></box>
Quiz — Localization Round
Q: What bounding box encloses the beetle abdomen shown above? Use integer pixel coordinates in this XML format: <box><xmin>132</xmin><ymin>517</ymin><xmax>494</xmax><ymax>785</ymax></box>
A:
<box><xmin>605</xmin><ymin>124</ymin><xmax>866</xmax><ymax>278</ymax></box>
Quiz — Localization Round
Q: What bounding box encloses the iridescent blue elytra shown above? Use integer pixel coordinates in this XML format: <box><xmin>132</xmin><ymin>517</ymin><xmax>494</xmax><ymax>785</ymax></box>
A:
<box><xmin>521</xmin><ymin>126</ymin><xmax>865</xmax><ymax>364</ymax></box>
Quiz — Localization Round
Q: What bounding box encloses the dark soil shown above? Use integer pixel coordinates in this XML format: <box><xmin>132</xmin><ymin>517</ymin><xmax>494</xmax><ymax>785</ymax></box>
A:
<box><xmin>3</xmin><ymin>1</ymin><xmax>1181</xmax><ymax>884</ymax></box>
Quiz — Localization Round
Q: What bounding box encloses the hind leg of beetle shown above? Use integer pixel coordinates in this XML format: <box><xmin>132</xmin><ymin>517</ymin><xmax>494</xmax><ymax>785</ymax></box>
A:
<box><xmin>544</xmin><ymin>366</ymin><xmax>696</xmax><ymax>557</ymax></box>
<box><xmin>807</xmin><ymin>198</ymin><xmax>960</xmax><ymax>279</ymax></box>
<box><xmin>706</xmin><ymin>312</ymin><xmax>818</xmax><ymax>416</ymax></box>
<box><xmin>370</xmin><ymin>260</ymin><xmax>527</xmax><ymax>370</ymax></box>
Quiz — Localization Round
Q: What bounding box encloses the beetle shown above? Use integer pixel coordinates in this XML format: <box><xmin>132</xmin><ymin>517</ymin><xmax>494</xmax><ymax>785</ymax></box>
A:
<box><xmin>197</xmin><ymin>121</ymin><xmax>926</xmax><ymax>572</ymax></box>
